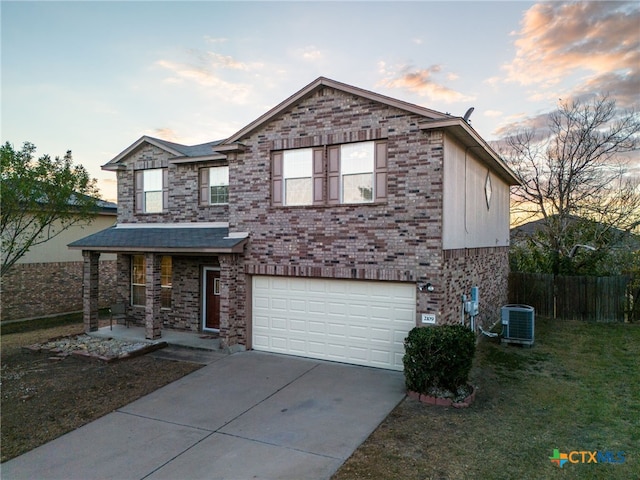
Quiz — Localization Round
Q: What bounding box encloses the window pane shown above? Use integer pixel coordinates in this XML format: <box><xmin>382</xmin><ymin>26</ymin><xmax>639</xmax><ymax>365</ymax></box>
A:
<box><xmin>209</xmin><ymin>166</ymin><xmax>229</xmax><ymax>186</ymax></box>
<box><xmin>145</xmin><ymin>191</ymin><xmax>163</xmax><ymax>213</ymax></box>
<box><xmin>283</xmin><ymin>149</ymin><xmax>312</xmax><ymax>178</ymax></box>
<box><xmin>132</xmin><ymin>256</ymin><xmax>145</xmax><ymax>284</ymax></box>
<box><xmin>285</xmin><ymin>177</ymin><xmax>312</xmax><ymax>205</ymax></box>
<box><xmin>161</xmin><ymin>256</ymin><xmax>172</xmax><ymax>288</ymax></box>
<box><xmin>132</xmin><ymin>285</ymin><xmax>146</xmax><ymax>306</ymax></box>
<box><xmin>342</xmin><ymin>173</ymin><xmax>373</xmax><ymax>203</ymax></box>
<box><xmin>161</xmin><ymin>288</ymin><xmax>171</xmax><ymax>309</ymax></box>
<box><xmin>341</xmin><ymin>142</ymin><xmax>374</xmax><ymax>174</ymax></box>
<box><xmin>143</xmin><ymin>169</ymin><xmax>163</xmax><ymax>191</ymax></box>
<box><xmin>210</xmin><ymin>185</ymin><xmax>229</xmax><ymax>204</ymax></box>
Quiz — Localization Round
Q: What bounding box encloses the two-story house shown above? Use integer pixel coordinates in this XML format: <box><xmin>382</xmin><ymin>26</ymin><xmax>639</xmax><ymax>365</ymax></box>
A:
<box><xmin>70</xmin><ymin>77</ymin><xmax>518</xmax><ymax>371</ymax></box>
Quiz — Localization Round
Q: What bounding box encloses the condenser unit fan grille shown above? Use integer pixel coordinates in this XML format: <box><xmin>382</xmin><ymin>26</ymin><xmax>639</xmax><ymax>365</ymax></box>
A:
<box><xmin>501</xmin><ymin>304</ymin><xmax>535</xmax><ymax>347</ymax></box>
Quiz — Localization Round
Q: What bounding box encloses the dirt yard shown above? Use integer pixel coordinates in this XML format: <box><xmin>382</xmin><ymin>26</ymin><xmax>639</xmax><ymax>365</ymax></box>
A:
<box><xmin>1</xmin><ymin>322</ymin><xmax>201</xmax><ymax>463</ymax></box>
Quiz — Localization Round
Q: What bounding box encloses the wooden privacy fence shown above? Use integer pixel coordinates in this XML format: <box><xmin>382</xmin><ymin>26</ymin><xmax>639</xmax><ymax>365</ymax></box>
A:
<box><xmin>509</xmin><ymin>272</ymin><xmax>636</xmax><ymax>322</ymax></box>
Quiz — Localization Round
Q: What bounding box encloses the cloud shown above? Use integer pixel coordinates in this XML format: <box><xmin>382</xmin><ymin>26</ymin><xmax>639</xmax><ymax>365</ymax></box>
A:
<box><xmin>492</xmin><ymin>110</ymin><xmax>553</xmax><ymax>139</ymax></box>
<box><xmin>203</xmin><ymin>36</ymin><xmax>228</xmax><ymax>44</ymax></box>
<box><xmin>503</xmin><ymin>2</ymin><xmax>640</xmax><ymax>108</ymax></box>
<box><xmin>484</xmin><ymin>110</ymin><xmax>503</xmax><ymax>118</ymax></box>
<box><xmin>155</xmin><ymin>49</ymin><xmax>261</xmax><ymax>103</ymax></box>
<box><xmin>377</xmin><ymin>62</ymin><xmax>474</xmax><ymax>103</ymax></box>
<box><xmin>151</xmin><ymin>128</ymin><xmax>180</xmax><ymax>142</ymax></box>
<box><xmin>295</xmin><ymin>46</ymin><xmax>323</xmax><ymax>61</ymax></box>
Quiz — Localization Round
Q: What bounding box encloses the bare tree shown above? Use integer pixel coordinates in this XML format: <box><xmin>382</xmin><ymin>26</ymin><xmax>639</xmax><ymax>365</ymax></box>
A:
<box><xmin>502</xmin><ymin>95</ymin><xmax>640</xmax><ymax>274</ymax></box>
<box><xmin>1</xmin><ymin>141</ymin><xmax>100</xmax><ymax>276</ymax></box>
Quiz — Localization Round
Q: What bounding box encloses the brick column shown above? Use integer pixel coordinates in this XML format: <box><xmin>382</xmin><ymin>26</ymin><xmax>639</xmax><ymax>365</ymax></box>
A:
<box><xmin>219</xmin><ymin>254</ymin><xmax>245</xmax><ymax>349</ymax></box>
<box><xmin>82</xmin><ymin>250</ymin><xmax>100</xmax><ymax>333</ymax></box>
<box><xmin>145</xmin><ymin>253</ymin><xmax>162</xmax><ymax>339</ymax></box>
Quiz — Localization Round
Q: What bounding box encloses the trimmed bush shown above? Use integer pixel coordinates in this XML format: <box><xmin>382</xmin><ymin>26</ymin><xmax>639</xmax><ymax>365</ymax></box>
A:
<box><xmin>403</xmin><ymin>325</ymin><xmax>476</xmax><ymax>394</ymax></box>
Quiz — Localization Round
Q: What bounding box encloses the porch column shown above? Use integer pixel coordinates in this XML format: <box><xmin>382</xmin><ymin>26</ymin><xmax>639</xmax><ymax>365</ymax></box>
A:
<box><xmin>145</xmin><ymin>252</ymin><xmax>162</xmax><ymax>339</ymax></box>
<box><xmin>219</xmin><ymin>254</ymin><xmax>240</xmax><ymax>349</ymax></box>
<box><xmin>82</xmin><ymin>250</ymin><xmax>100</xmax><ymax>333</ymax></box>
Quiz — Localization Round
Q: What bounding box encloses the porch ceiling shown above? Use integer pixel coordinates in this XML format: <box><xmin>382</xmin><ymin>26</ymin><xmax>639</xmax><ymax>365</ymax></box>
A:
<box><xmin>68</xmin><ymin>225</ymin><xmax>248</xmax><ymax>254</ymax></box>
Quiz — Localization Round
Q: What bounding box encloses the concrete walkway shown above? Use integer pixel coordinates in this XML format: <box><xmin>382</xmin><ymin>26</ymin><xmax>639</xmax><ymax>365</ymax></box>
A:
<box><xmin>2</xmin><ymin>351</ymin><xmax>406</xmax><ymax>480</ymax></box>
<box><xmin>89</xmin><ymin>324</ymin><xmax>225</xmax><ymax>351</ymax></box>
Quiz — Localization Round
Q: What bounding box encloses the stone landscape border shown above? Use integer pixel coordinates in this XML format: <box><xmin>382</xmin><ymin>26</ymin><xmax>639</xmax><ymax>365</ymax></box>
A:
<box><xmin>23</xmin><ymin>335</ymin><xmax>168</xmax><ymax>363</ymax></box>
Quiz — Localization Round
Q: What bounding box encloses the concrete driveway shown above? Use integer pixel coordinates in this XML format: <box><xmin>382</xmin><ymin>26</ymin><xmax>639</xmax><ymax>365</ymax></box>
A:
<box><xmin>2</xmin><ymin>351</ymin><xmax>405</xmax><ymax>480</ymax></box>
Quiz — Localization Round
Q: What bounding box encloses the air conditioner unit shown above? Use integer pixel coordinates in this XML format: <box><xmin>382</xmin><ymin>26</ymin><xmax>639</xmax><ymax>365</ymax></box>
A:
<box><xmin>501</xmin><ymin>304</ymin><xmax>535</xmax><ymax>347</ymax></box>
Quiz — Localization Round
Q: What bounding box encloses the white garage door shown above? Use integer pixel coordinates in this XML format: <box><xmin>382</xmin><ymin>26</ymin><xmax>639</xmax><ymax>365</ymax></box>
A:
<box><xmin>252</xmin><ymin>276</ymin><xmax>416</xmax><ymax>370</ymax></box>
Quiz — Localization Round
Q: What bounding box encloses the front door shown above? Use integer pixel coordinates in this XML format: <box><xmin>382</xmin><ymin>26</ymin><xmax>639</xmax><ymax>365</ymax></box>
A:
<box><xmin>204</xmin><ymin>269</ymin><xmax>221</xmax><ymax>331</ymax></box>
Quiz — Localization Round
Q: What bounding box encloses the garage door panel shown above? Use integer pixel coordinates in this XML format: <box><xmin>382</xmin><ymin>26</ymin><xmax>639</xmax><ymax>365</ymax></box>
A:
<box><xmin>308</xmin><ymin>321</ymin><xmax>325</xmax><ymax>334</ymax></box>
<box><xmin>348</xmin><ymin>325</ymin><xmax>368</xmax><ymax>340</ymax></box>
<box><xmin>308</xmin><ymin>300</ymin><xmax>325</xmax><ymax>314</ymax></box>
<box><xmin>270</xmin><ymin>298</ymin><xmax>287</xmax><ymax>311</ymax></box>
<box><xmin>348</xmin><ymin>346</ymin><xmax>368</xmax><ymax>361</ymax></box>
<box><xmin>252</xmin><ymin>276</ymin><xmax>415</xmax><ymax>371</ymax></box>
<box><xmin>289</xmin><ymin>319</ymin><xmax>306</xmax><ymax>333</ymax></box>
<box><xmin>271</xmin><ymin>317</ymin><xmax>287</xmax><ymax>331</ymax></box>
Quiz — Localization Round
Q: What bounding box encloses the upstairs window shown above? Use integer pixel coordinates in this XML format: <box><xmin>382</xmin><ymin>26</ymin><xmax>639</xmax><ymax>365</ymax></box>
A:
<box><xmin>135</xmin><ymin>168</ymin><xmax>168</xmax><ymax>214</ymax></box>
<box><xmin>272</xmin><ymin>147</ymin><xmax>324</xmax><ymax>207</ymax></box>
<box><xmin>143</xmin><ymin>169</ymin><xmax>163</xmax><ymax>212</ymax></box>
<box><xmin>271</xmin><ymin>140</ymin><xmax>387</xmax><ymax>207</ymax></box>
<box><xmin>340</xmin><ymin>142</ymin><xmax>375</xmax><ymax>203</ymax></box>
<box><xmin>328</xmin><ymin>140</ymin><xmax>387</xmax><ymax>205</ymax></box>
<box><xmin>200</xmin><ymin>166</ymin><xmax>229</xmax><ymax>205</ymax></box>
<box><xmin>283</xmin><ymin>148</ymin><xmax>312</xmax><ymax>205</ymax></box>
<box><xmin>209</xmin><ymin>166</ymin><xmax>229</xmax><ymax>204</ymax></box>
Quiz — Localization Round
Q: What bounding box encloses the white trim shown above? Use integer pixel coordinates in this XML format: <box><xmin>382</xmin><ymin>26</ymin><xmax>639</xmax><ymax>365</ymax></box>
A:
<box><xmin>225</xmin><ymin>232</ymin><xmax>249</xmax><ymax>239</ymax></box>
<box><xmin>116</xmin><ymin>222</ymin><xmax>229</xmax><ymax>229</ymax></box>
<box><xmin>202</xmin><ymin>266</ymin><xmax>221</xmax><ymax>332</ymax></box>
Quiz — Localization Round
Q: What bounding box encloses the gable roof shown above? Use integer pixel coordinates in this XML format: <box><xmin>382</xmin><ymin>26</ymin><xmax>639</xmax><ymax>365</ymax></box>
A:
<box><xmin>100</xmin><ymin>77</ymin><xmax>519</xmax><ymax>185</ymax></box>
<box><xmin>223</xmin><ymin>76</ymin><xmax>451</xmax><ymax>144</ymax></box>
<box><xmin>103</xmin><ymin>136</ymin><xmax>224</xmax><ymax>170</ymax></box>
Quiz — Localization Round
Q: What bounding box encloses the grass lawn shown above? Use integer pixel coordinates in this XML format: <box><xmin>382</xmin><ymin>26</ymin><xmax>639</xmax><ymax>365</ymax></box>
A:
<box><xmin>333</xmin><ymin>317</ymin><xmax>639</xmax><ymax>479</ymax></box>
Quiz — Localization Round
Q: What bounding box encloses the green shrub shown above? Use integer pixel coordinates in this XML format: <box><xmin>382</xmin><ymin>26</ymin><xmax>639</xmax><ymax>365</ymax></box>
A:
<box><xmin>403</xmin><ymin>325</ymin><xmax>476</xmax><ymax>394</ymax></box>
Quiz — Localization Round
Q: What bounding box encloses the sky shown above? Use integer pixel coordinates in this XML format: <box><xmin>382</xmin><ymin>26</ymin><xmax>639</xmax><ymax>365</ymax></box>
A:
<box><xmin>2</xmin><ymin>1</ymin><xmax>639</xmax><ymax>203</ymax></box>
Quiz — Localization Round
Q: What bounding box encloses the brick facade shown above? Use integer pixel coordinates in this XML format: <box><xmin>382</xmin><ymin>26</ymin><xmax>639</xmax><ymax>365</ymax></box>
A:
<box><xmin>93</xmin><ymin>79</ymin><xmax>515</xmax><ymax>348</ymax></box>
<box><xmin>441</xmin><ymin>247</ymin><xmax>510</xmax><ymax>325</ymax></box>
<box><xmin>116</xmin><ymin>145</ymin><xmax>229</xmax><ymax>224</ymax></box>
<box><xmin>231</xmin><ymin>87</ymin><xmax>469</xmax><ymax>328</ymax></box>
<box><xmin>1</xmin><ymin>260</ymin><xmax>116</xmax><ymax>322</ymax></box>
<box><xmin>120</xmin><ymin>255</ymin><xmax>222</xmax><ymax>333</ymax></box>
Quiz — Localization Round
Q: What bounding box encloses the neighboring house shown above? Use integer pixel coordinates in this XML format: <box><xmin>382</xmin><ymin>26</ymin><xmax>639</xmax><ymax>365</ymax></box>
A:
<box><xmin>2</xmin><ymin>199</ymin><xmax>117</xmax><ymax>321</ymax></box>
<box><xmin>511</xmin><ymin>215</ymin><xmax>640</xmax><ymax>250</ymax></box>
<box><xmin>70</xmin><ymin>77</ymin><xmax>518</xmax><ymax>370</ymax></box>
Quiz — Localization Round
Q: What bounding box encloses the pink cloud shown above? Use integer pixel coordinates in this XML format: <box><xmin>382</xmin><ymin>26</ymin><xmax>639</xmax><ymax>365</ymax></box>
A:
<box><xmin>377</xmin><ymin>64</ymin><xmax>473</xmax><ymax>103</ymax></box>
<box><xmin>503</xmin><ymin>2</ymin><xmax>639</xmax><ymax>108</ymax></box>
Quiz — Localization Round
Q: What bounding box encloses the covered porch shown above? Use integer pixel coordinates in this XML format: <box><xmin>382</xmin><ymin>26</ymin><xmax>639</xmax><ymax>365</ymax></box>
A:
<box><xmin>68</xmin><ymin>223</ymin><xmax>248</xmax><ymax>346</ymax></box>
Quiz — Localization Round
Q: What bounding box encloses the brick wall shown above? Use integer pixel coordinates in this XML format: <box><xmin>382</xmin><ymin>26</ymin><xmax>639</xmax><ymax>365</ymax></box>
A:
<box><xmin>1</xmin><ymin>260</ymin><xmax>117</xmax><ymax>321</ymax></box>
<box><xmin>116</xmin><ymin>144</ymin><xmax>229</xmax><ymax>224</ymax></box>
<box><xmin>118</xmin><ymin>254</ymin><xmax>221</xmax><ymax>333</ymax></box>
<box><xmin>107</xmin><ymin>86</ymin><xmax>511</xmax><ymax>340</ymax></box>
<box><xmin>441</xmin><ymin>247</ymin><xmax>510</xmax><ymax>328</ymax></box>
<box><xmin>232</xmin><ymin>87</ymin><xmax>444</xmax><ymax>291</ymax></box>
